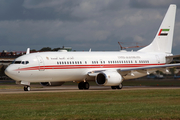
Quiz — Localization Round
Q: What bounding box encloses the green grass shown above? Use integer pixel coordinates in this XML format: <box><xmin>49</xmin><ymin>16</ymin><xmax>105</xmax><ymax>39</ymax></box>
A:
<box><xmin>0</xmin><ymin>89</ymin><xmax>180</xmax><ymax>120</ymax></box>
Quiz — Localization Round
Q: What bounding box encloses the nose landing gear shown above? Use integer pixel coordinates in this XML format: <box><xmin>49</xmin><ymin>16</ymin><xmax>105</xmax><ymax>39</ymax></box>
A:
<box><xmin>24</xmin><ymin>86</ymin><xmax>31</xmax><ymax>91</ymax></box>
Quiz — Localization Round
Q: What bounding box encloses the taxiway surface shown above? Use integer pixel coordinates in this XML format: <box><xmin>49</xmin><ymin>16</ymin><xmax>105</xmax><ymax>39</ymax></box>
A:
<box><xmin>0</xmin><ymin>85</ymin><xmax>180</xmax><ymax>94</ymax></box>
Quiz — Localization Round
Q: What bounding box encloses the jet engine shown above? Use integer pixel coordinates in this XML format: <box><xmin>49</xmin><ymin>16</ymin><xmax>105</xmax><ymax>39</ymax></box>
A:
<box><xmin>95</xmin><ymin>71</ymin><xmax>123</xmax><ymax>86</ymax></box>
<box><xmin>40</xmin><ymin>82</ymin><xmax>65</xmax><ymax>86</ymax></box>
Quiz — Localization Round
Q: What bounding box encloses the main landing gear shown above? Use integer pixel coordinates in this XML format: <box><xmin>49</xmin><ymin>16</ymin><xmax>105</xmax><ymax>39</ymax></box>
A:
<box><xmin>111</xmin><ymin>83</ymin><xmax>123</xmax><ymax>89</ymax></box>
<box><xmin>78</xmin><ymin>81</ymin><xmax>89</xmax><ymax>90</ymax></box>
<box><xmin>24</xmin><ymin>85</ymin><xmax>31</xmax><ymax>91</ymax></box>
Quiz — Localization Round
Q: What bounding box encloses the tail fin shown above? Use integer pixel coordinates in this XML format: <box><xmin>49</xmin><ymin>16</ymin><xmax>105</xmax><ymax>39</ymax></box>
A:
<box><xmin>139</xmin><ymin>4</ymin><xmax>176</xmax><ymax>53</ymax></box>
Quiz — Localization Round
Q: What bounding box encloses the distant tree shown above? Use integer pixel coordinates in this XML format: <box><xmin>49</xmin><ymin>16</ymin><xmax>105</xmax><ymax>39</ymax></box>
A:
<box><xmin>52</xmin><ymin>47</ymin><xmax>61</xmax><ymax>51</ymax></box>
<box><xmin>39</xmin><ymin>47</ymin><xmax>52</xmax><ymax>51</ymax></box>
<box><xmin>31</xmin><ymin>49</ymin><xmax>37</xmax><ymax>52</ymax></box>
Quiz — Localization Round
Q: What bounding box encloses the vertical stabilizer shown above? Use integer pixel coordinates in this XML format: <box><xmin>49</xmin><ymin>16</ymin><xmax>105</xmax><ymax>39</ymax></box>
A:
<box><xmin>139</xmin><ymin>4</ymin><xmax>176</xmax><ymax>53</ymax></box>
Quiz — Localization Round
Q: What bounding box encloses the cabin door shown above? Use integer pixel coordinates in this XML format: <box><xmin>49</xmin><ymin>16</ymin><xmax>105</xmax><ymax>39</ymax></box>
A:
<box><xmin>155</xmin><ymin>55</ymin><xmax>160</xmax><ymax>64</ymax></box>
<box><xmin>36</xmin><ymin>56</ymin><xmax>45</xmax><ymax>71</ymax></box>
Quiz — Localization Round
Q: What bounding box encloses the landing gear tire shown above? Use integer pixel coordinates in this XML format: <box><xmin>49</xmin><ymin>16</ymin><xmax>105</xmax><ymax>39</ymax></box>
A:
<box><xmin>111</xmin><ymin>83</ymin><xmax>123</xmax><ymax>90</ymax></box>
<box><xmin>83</xmin><ymin>82</ymin><xmax>89</xmax><ymax>90</ymax></box>
<box><xmin>111</xmin><ymin>86</ymin><xmax>117</xmax><ymax>89</ymax></box>
<box><xmin>78</xmin><ymin>82</ymin><xmax>84</xmax><ymax>90</ymax></box>
<box><xmin>117</xmin><ymin>83</ymin><xmax>123</xmax><ymax>89</ymax></box>
<box><xmin>78</xmin><ymin>82</ymin><xmax>89</xmax><ymax>90</ymax></box>
<box><xmin>24</xmin><ymin>86</ymin><xmax>31</xmax><ymax>91</ymax></box>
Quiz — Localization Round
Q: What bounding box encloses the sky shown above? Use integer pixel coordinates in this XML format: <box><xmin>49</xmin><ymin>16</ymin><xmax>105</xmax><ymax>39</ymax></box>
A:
<box><xmin>1</xmin><ymin>0</ymin><xmax>180</xmax><ymax>54</ymax></box>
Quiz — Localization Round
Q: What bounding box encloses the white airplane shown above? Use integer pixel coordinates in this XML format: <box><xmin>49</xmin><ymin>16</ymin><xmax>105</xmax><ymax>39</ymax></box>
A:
<box><xmin>5</xmin><ymin>4</ymin><xmax>180</xmax><ymax>91</ymax></box>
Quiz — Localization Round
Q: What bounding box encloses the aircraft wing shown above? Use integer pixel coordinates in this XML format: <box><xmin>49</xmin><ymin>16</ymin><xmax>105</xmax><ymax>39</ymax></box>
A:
<box><xmin>118</xmin><ymin>63</ymin><xmax>180</xmax><ymax>72</ymax></box>
<box><xmin>88</xmin><ymin>63</ymin><xmax>180</xmax><ymax>77</ymax></box>
<box><xmin>88</xmin><ymin>70</ymin><xmax>106</xmax><ymax>77</ymax></box>
<box><xmin>166</xmin><ymin>54</ymin><xmax>180</xmax><ymax>59</ymax></box>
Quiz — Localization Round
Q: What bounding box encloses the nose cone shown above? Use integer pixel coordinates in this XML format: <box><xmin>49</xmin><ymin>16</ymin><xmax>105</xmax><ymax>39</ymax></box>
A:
<box><xmin>5</xmin><ymin>66</ymin><xmax>11</xmax><ymax>77</ymax></box>
<box><xmin>5</xmin><ymin>65</ymin><xmax>15</xmax><ymax>79</ymax></box>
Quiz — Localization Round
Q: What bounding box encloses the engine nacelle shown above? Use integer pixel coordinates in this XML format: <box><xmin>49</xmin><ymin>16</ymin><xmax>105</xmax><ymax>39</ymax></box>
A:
<box><xmin>40</xmin><ymin>82</ymin><xmax>65</xmax><ymax>86</ymax></box>
<box><xmin>95</xmin><ymin>71</ymin><xmax>123</xmax><ymax>86</ymax></box>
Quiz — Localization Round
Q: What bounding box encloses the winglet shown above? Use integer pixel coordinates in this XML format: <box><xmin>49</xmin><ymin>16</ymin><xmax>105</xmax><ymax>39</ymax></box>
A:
<box><xmin>26</xmin><ymin>48</ymin><xmax>30</xmax><ymax>54</ymax></box>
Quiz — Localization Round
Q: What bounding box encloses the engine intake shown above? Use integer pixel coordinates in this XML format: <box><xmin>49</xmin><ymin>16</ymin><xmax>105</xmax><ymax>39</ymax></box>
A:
<box><xmin>95</xmin><ymin>71</ymin><xmax>123</xmax><ymax>86</ymax></box>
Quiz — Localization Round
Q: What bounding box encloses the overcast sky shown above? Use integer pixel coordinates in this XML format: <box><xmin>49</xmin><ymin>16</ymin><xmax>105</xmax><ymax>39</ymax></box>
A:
<box><xmin>1</xmin><ymin>0</ymin><xmax>180</xmax><ymax>54</ymax></box>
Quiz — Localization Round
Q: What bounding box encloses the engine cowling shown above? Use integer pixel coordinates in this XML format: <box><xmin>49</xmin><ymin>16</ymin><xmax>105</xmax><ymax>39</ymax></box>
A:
<box><xmin>95</xmin><ymin>71</ymin><xmax>123</xmax><ymax>86</ymax></box>
<box><xmin>40</xmin><ymin>82</ymin><xmax>65</xmax><ymax>86</ymax></box>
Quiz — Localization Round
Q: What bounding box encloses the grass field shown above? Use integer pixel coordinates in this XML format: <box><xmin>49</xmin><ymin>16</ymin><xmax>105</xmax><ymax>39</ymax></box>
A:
<box><xmin>0</xmin><ymin>89</ymin><xmax>180</xmax><ymax>120</ymax></box>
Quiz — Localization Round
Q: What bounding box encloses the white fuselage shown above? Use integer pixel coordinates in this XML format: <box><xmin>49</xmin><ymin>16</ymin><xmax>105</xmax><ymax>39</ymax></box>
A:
<box><xmin>5</xmin><ymin>51</ymin><xmax>166</xmax><ymax>83</ymax></box>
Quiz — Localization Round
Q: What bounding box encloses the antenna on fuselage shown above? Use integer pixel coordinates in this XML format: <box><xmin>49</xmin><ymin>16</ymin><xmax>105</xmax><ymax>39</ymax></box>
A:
<box><xmin>26</xmin><ymin>48</ymin><xmax>30</xmax><ymax>54</ymax></box>
<box><xmin>89</xmin><ymin>48</ymin><xmax>91</xmax><ymax>52</ymax></box>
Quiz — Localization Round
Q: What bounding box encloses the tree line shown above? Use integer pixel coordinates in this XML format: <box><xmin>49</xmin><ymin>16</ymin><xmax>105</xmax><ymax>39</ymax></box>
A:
<box><xmin>31</xmin><ymin>47</ymin><xmax>72</xmax><ymax>52</ymax></box>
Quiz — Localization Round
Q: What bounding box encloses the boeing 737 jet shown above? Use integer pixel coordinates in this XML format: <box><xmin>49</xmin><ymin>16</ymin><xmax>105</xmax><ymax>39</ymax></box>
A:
<box><xmin>5</xmin><ymin>4</ymin><xmax>180</xmax><ymax>91</ymax></box>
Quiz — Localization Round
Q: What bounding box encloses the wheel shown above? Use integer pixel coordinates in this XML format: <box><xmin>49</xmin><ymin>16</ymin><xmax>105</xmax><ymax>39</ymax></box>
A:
<box><xmin>78</xmin><ymin>82</ymin><xmax>90</xmax><ymax>90</ymax></box>
<box><xmin>27</xmin><ymin>86</ymin><xmax>31</xmax><ymax>91</ymax></box>
<box><xmin>116</xmin><ymin>83</ymin><xmax>123</xmax><ymax>89</ymax></box>
<box><xmin>111</xmin><ymin>83</ymin><xmax>123</xmax><ymax>90</ymax></box>
<box><xmin>111</xmin><ymin>86</ymin><xmax>117</xmax><ymax>89</ymax></box>
<box><xmin>24</xmin><ymin>86</ymin><xmax>30</xmax><ymax>91</ymax></box>
<box><xmin>83</xmin><ymin>82</ymin><xmax>89</xmax><ymax>90</ymax></box>
<box><xmin>78</xmin><ymin>82</ymin><xmax>84</xmax><ymax>90</ymax></box>
<box><xmin>24</xmin><ymin>86</ymin><xmax>28</xmax><ymax>91</ymax></box>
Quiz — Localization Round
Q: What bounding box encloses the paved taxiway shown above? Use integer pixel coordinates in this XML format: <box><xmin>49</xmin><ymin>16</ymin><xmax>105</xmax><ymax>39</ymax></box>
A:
<box><xmin>0</xmin><ymin>85</ymin><xmax>180</xmax><ymax>94</ymax></box>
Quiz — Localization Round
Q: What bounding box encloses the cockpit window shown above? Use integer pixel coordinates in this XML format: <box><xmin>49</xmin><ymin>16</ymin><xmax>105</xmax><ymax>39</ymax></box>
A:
<box><xmin>22</xmin><ymin>61</ymin><xmax>29</xmax><ymax>64</ymax></box>
<box><xmin>12</xmin><ymin>60</ymin><xmax>29</xmax><ymax>64</ymax></box>
<box><xmin>14</xmin><ymin>61</ymin><xmax>21</xmax><ymax>64</ymax></box>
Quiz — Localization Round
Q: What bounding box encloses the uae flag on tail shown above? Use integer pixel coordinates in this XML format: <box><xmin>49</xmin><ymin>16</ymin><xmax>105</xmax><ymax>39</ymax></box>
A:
<box><xmin>158</xmin><ymin>29</ymin><xmax>169</xmax><ymax>36</ymax></box>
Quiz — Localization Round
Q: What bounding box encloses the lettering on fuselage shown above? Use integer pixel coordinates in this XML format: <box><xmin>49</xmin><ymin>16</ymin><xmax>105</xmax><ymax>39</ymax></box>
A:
<box><xmin>118</xmin><ymin>56</ymin><xmax>141</xmax><ymax>59</ymax></box>
<box><xmin>51</xmin><ymin>57</ymin><xmax>58</xmax><ymax>60</ymax></box>
<box><xmin>49</xmin><ymin>56</ymin><xmax>74</xmax><ymax>60</ymax></box>
<box><xmin>47</xmin><ymin>56</ymin><xmax>150</xmax><ymax>65</ymax></box>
